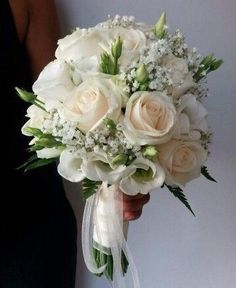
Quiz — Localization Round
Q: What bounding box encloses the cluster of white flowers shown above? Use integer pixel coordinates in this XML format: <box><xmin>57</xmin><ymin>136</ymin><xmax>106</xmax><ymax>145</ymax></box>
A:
<box><xmin>18</xmin><ymin>14</ymin><xmax>222</xmax><ymax>286</ymax></box>
<box><xmin>20</xmin><ymin>13</ymin><xmax>221</xmax><ymax>196</ymax></box>
<box><xmin>102</xmin><ymin>14</ymin><xmax>136</xmax><ymax>28</ymax></box>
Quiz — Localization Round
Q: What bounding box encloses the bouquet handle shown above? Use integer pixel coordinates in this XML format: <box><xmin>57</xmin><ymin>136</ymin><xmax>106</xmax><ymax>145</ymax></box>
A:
<box><xmin>82</xmin><ymin>182</ymin><xmax>140</xmax><ymax>288</ymax></box>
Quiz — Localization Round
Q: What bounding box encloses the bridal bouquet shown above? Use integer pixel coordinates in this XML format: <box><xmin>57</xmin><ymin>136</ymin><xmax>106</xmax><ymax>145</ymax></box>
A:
<box><xmin>17</xmin><ymin>13</ymin><xmax>222</xmax><ymax>288</ymax></box>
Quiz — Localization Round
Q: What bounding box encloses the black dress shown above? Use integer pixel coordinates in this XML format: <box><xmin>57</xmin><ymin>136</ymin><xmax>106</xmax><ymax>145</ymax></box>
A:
<box><xmin>0</xmin><ymin>1</ymin><xmax>77</xmax><ymax>287</ymax></box>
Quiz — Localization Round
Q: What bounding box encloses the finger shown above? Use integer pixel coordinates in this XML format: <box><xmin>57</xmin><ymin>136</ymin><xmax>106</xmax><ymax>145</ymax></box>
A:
<box><xmin>122</xmin><ymin>194</ymin><xmax>150</xmax><ymax>212</ymax></box>
<box><xmin>122</xmin><ymin>193</ymin><xmax>150</xmax><ymax>206</ymax></box>
<box><xmin>117</xmin><ymin>190</ymin><xmax>149</xmax><ymax>201</ymax></box>
<box><xmin>123</xmin><ymin>210</ymin><xmax>142</xmax><ymax>221</ymax></box>
<box><xmin>122</xmin><ymin>193</ymin><xmax>146</xmax><ymax>200</ymax></box>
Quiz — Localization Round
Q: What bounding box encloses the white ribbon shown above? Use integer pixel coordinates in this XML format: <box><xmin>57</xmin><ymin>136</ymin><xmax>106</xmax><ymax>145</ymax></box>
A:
<box><xmin>82</xmin><ymin>182</ymin><xmax>140</xmax><ymax>288</ymax></box>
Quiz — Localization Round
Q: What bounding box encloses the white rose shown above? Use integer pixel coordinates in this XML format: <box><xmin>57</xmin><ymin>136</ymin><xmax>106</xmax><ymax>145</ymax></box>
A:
<box><xmin>57</xmin><ymin>149</ymin><xmax>85</xmax><ymax>182</ymax></box>
<box><xmin>162</xmin><ymin>54</ymin><xmax>196</xmax><ymax>98</ymax></box>
<box><xmin>61</xmin><ymin>77</ymin><xmax>122</xmax><ymax>132</ymax></box>
<box><xmin>123</xmin><ymin>91</ymin><xmax>177</xmax><ymax>145</ymax></box>
<box><xmin>22</xmin><ymin>105</ymin><xmax>47</xmax><ymax>135</ymax></box>
<box><xmin>158</xmin><ymin>140</ymin><xmax>207</xmax><ymax>186</ymax></box>
<box><xmin>33</xmin><ymin>60</ymin><xmax>74</xmax><ymax>110</ymax></box>
<box><xmin>55</xmin><ymin>28</ymin><xmax>103</xmax><ymax>62</ymax></box>
<box><xmin>119</xmin><ymin>157</ymin><xmax>165</xmax><ymax>195</ymax></box>
<box><xmin>176</xmin><ymin>94</ymin><xmax>208</xmax><ymax>140</ymax></box>
<box><xmin>56</xmin><ymin>27</ymin><xmax>146</xmax><ymax>69</ymax></box>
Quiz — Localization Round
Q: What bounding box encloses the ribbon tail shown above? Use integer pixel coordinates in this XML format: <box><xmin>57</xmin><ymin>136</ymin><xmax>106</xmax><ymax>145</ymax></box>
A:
<box><xmin>81</xmin><ymin>189</ymin><xmax>107</xmax><ymax>274</ymax></box>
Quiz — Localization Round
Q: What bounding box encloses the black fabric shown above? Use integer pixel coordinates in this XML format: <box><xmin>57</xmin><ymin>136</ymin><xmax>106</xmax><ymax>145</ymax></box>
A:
<box><xmin>0</xmin><ymin>1</ymin><xmax>77</xmax><ymax>287</ymax></box>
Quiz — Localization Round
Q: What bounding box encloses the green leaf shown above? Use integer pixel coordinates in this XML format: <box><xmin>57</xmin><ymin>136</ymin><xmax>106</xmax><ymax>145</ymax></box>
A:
<box><xmin>165</xmin><ymin>184</ymin><xmax>195</xmax><ymax>216</ymax></box>
<box><xmin>92</xmin><ymin>247</ymin><xmax>128</xmax><ymax>281</ymax></box>
<box><xmin>24</xmin><ymin>157</ymin><xmax>58</xmax><ymax>172</ymax></box>
<box><xmin>105</xmin><ymin>254</ymin><xmax>113</xmax><ymax>281</ymax></box>
<box><xmin>35</xmin><ymin>136</ymin><xmax>64</xmax><ymax>148</ymax></box>
<box><xmin>93</xmin><ymin>248</ymin><xmax>103</xmax><ymax>277</ymax></box>
<box><xmin>193</xmin><ymin>54</ymin><xmax>223</xmax><ymax>82</ymax></box>
<box><xmin>139</xmin><ymin>83</ymin><xmax>148</xmax><ymax>91</ymax></box>
<box><xmin>209</xmin><ymin>59</ymin><xmax>223</xmax><ymax>71</ymax></box>
<box><xmin>201</xmin><ymin>54</ymin><xmax>214</xmax><ymax>66</ymax></box>
<box><xmin>201</xmin><ymin>166</ymin><xmax>217</xmax><ymax>182</ymax></box>
<box><xmin>82</xmin><ymin>178</ymin><xmax>102</xmax><ymax>199</ymax></box>
<box><xmin>103</xmin><ymin>118</ymin><xmax>116</xmax><ymax>130</ymax></box>
<box><xmin>29</xmin><ymin>133</ymin><xmax>65</xmax><ymax>151</ymax></box>
<box><xmin>121</xmin><ymin>251</ymin><xmax>129</xmax><ymax>275</ymax></box>
<box><xmin>16</xmin><ymin>154</ymin><xmax>38</xmax><ymax>170</ymax></box>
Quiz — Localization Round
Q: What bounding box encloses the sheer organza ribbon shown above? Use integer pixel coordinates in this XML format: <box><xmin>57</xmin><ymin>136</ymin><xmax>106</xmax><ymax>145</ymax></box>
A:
<box><xmin>82</xmin><ymin>182</ymin><xmax>140</xmax><ymax>288</ymax></box>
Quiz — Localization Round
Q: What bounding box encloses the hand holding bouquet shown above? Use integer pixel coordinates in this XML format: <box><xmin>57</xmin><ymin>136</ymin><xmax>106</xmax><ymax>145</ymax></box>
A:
<box><xmin>17</xmin><ymin>13</ymin><xmax>222</xmax><ymax>288</ymax></box>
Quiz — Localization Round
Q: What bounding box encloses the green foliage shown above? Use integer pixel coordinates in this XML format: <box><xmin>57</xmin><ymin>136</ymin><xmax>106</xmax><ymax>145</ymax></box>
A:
<box><xmin>100</xmin><ymin>52</ymin><xmax>117</xmax><ymax>75</ymax></box>
<box><xmin>135</xmin><ymin>63</ymin><xmax>149</xmax><ymax>91</ymax></box>
<box><xmin>111</xmin><ymin>36</ymin><xmax>122</xmax><ymax>59</ymax></box>
<box><xmin>23</xmin><ymin>127</ymin><xmax>43</xmax><ymax>137</ymax></box>
<box><xmin>82</xmin><ymin>178</ymin><xmax>102</xmax><ymax>199</ymax></box>
<box><xmin>165</xmin><ymin>184</ymin><xmax>195</xmax><ymax>216</ymax></box>
<box><xmin>93</xmin><ymin>247</ymin><xmax>129</xmax><ymax>281</ymax></box>
<box><xmin>111</xmin><ymin>153</ymin><xmax>128</xmax><ymax>166</ymax></box>
<box><xmin>28</xmin><ymin>133</ymin><xmax>65</xmax><ymax>152</ymax></box>
<box><xmin>15</xmin><ymin>87</ymin><xmax>36</xmax><ymax>103</ymax></box>
<box><xmin>17</xmin><ymin>129</ymin><xmax>65</xmax><ymax>172</ymax></box>
<box><xmin>100</xmin><ymin>36</ymin><xmax>123</xmax><ymax>75</ymax></box>
<box><xmin>201</xmin><ymin>166</ymin><xmax>217</xmax><ymax>182</ymax></box>
<box><xmin>17</xmin><ymin>154</ymin><xmax>38</xmax><ymax>171</ymax></box>
<box><xmin>103</xmin><ymin>118</ymin><xmax>117</xmax><ymax>130</ymax></box>
<box><xmin>16</xmin><ymin>87</ymin><xmax>46</xmax><ymax>111</ymax></box>
<box><xmin>142</xmin><ymin>146</ymin><xmax>158</xmax><ymax>160</ymax></box>
<box><xmin>20</xmin><ymin>156</ymin><xmax>58</xmax><ymax>172</ymax></box>
<box><xmin>136</xmin><ymin>64</ymin><xmax>148</xmax><ymax>84</ymax></box>
<box><xmin>193</xmin><ymin>54</ymin><xmax>223</xmax><ymax>82</ymax></box>
<box><xmin>154</xmin><ymin>12</ymin><xmax>167</xmax><ymax>39</ymax></box>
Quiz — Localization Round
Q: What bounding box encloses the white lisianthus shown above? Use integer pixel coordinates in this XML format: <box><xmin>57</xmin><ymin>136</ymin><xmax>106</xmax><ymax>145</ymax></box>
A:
<box><xmin>61</xmin><ymin>77</ymin><xmax>123</xmax><ymax>132</ymax></box>
<box><xmin>58</xmin><ymin>149</ymin><xmax>85</xmax><ymax>182</ymax></box>
<box><xmin>22</xmin><ymin>105</ymin><xmax>47</xmax><ymax>135</ymax></box>
<box><xmin>158</xmin><ymin>140</ymin><xmax>207</xmax><ymax>186</ymax></box>
<box><xmin>33</xmin><ymin>60</ymin><xmax>74</xmax><ymax>110</ymax></box>
<box><xmin>119</xmin><ymin>157</ymin><xmax>165</xmax><ymax>195</ymax></box>
<box><xmin>56</xmin><ymin>26</ymin><xmax>146</xmax><ymax>69</ymax></box>
<box><xmin>36</xmin><ymin>147</ymin><xmax>62</xmax><ymax>159</ymax></box>
<box><xmin>175</xmin><ymin>94</ymin><xmax>208</xmax><ymax>140</ymax></box>
<box><xmin>81</xmin><ymin>150</ymin><xmax>131</xmax><ymax>184</ymax></box>
<box><xmin>123</xmin><ymin>91</ymin><xmax>177</xmax><ymax>145</ymax></box>
<box><xmin>162</xmin><ymin>54</ymin><xmax>196</xmax><ymax>98</ymax></box>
